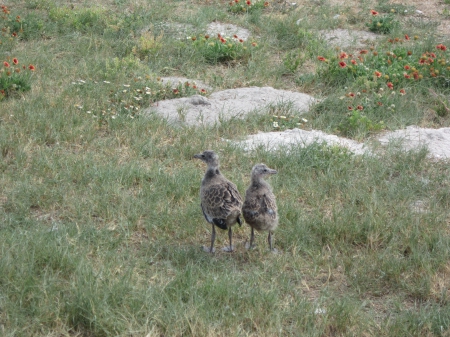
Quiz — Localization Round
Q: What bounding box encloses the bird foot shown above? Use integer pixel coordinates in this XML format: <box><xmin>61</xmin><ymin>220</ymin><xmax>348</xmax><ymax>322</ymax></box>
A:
<box><xmin>221</xmin><ymin>245</ymin><xmax>235</xmax><ymax>252</ymax></box>
<box><xmin>202</xmin><ymin>246</ymin><xmax>216</xmax><ymax>253</ymax></box>
<box><xmin>245</xmin><ymin>242</ymin><xmax>257</xmax><ymax>250</ymax></box>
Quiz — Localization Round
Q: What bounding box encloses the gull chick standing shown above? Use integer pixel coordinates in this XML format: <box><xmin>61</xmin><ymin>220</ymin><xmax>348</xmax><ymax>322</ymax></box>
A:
<box><xmin>242</xmin><ymin>164</ymin><xmax>279</xmax><ymax>251</ymax></box>
<box><xmin>194</xmin><ymin>150</ymin><xmax>243</xmax><ymax>253</ymax></box>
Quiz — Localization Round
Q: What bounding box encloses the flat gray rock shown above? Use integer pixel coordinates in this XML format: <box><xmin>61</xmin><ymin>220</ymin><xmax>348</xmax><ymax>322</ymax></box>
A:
<box><xmin>319</xmin><ymin>29</ymin><xmax>378</xmax><ymax>49</ymax></box>
<box><xmin>206</xmin><ymin>22</ymin><xmax>251</xmax><ymax>41</ymax></box>
<box><xmin>235</xmin><ymin>125</ymin><xmax>450</xmax><ymax>159</ymax></box>
<box><xmin>146</xmin><ymin>87</ymin><xmax>316</xmax><ymax>126</ymax></box>
<box><xmin>159</xmin><ymin>77</ymin><xmax>212</xmax><ymax>91</ymax></box>
<box><xmin>238</xmin><ymin>128</ymin><xmax>367</xmax><ymax>155</ymax></box>
<box><xmin>378</xmin><ymin>125</ymin><xmax>450</xmax><ymax>159</ymax></box>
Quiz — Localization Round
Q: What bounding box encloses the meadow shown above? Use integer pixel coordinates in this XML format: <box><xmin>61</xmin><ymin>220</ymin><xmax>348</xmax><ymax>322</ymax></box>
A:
<box><xmin>1</xmin><ymin>0</ymin><xmax>450</xmax><ymax>335</ymax></box>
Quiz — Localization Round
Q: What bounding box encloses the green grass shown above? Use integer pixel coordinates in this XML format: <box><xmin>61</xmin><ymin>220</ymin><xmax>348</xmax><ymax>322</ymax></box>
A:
<box><xmin>1</xmin><ymin>0</ymin><xmax>450</xmax><ymax>336</ymax></box>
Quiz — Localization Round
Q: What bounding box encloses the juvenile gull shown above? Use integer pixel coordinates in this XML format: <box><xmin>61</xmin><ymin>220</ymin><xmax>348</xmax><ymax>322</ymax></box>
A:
<box><xmin>242</xmin><ymin>164</ymin><xmax>279</xmax><ymax>251</ymax></box>
<box><xmin>194</xmin><ymin>150</ymin><xmax>243</xmax><ymax>253</ymax></box>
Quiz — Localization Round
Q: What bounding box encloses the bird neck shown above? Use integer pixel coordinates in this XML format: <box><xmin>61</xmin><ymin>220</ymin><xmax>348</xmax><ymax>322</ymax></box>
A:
<box><xmin>251</xmin><ymin>176</ymin><xmax>269</xmax><ymax>189</ymax></box>
<box><xmin>205</xmin><ymin>166</ymin><xmax>220</xmax><ymax>179</ymax></box>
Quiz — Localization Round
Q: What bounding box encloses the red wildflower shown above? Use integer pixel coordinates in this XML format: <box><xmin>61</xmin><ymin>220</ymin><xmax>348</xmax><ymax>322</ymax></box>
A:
<box><xmin>264</xmin><ymin>1</ymin><xmax>269</xmax><ymax>6</ymax></box>
<box><xmin>377</xmin><ymin>101</ymin><xmax>383</xmax><ymax>106</ymax></box>
<box><xmin>239</xmin><ymin>39</ymin><xmax>244</xmax><ymax>43</ymax></box>
<box><xmin>205</xmin><ymin>34</ymin><xmax>209</xmax><ymax>39</ymax></box>
<box><xmin>317</xmin><ymin>56</ymin><xmax>326</xmax><ymax>61</ymax></box>
<box><xmin>359</xmin><ymin>50</ymin><xmax>368</xmax><ymax>54</ymax></box>
<box><xmin>419</xmin><ymin>59</ymin><xmax>426</xmax><ymax>65</ymax></box>
<box><xmin>404</xmin><ymin>65</ymin><xmax>410</xmax><ymax>70</ymax></box>
<box><xmin>357</xmin><ymin>105</ymin><xmax>364</xmax><ymax>110</ymax></box>
<box><xmin>339</xmin><ymin>52</ymin><xmax>348</xmax><ymax>59</ymax></box>
<box><xmin>374</xmin><ymin>71</ymin><xmax>382</xmax><ymax>78</ymax></box>
<box><xmin>387</xmin><ymin>82</ymin><xmax>394</xmax><ymax>90</ymax></box>
<box><xmin>251</xmin><ymin>42</ymin><xmax>257</xmax><ymax>47</ymax></box>
<box><xmin>191</xmin><ymin>36</ymin><xmax>197</xmax><ymax>41</ymax></box>
<box><xmin>233</xmin><ymin>34</ymin><xmax>238</xmax><ymax>39</ymax></box>
<box><xmin>370</xmin><ymin>9</ymin><xmax>378</xmax><ymax>15</ymax></box>
<box><xmin>339</xmin><ymin>61</ymin><xmax>347</xmax><ymax>68</ymax></box>
<box><xmin>436</xmin><ymin>44</ymin><xmax>447</xmax><ymax>51</ymax></box>
<box><xmin>407</xmin><ymin>51</ymin><xmax>412</xmax><ymax>55</ymax></box>
<box><xmin>28</xmin><ymin>64</ymin><xmax>35</xmax><ymax>71</ymax></box>
<box><xmin>405</xmin><ymin>34</ymin><xmax>410</xmax><ymax>40</ymax></box>
<box><xmin>12</xmin><ymin>32</ymin><xmax>17</xmax><ymax>37</ymax></box>
<box><xmin>246</xmin><ymin>0</ymin><xmax>251</xmax><ymax>4</ymax></box>
<box><xmin>404</xmin><ymin>74</ymin><xmax>410</xmax><ymax>79</ymax></box>
<box><xmin>200</xmin><ymin>88</ymin><xmax>207</xmax><ymax>94</ymax></box>
<box><xmin>348</xmin><ymin>92</ymin><xmax>355</xmax><ymax>97</ymax></box>
<box><xmin>430</xmin><ymin>53</ymin><xmax>436</xmax><ymax>58</ymax></box>
<box><xmin>173</xmin><ymin>89</ymin><xmax>179</xmax><ymax>94</ymax></box>
<box><xmin>3</xmin><ymin>61</ymin><xmax>10</xmax><ymax>67</ymax></box>
<box><xmin>13</xmin><ymin>58</ymin><xmax>18</xmax><ymax>65</ymax></box>
<box><xmin>348</xmin><ymin>106</ymin><xmax>353</xmax><ymax>110</ymax></box>
<box><xmin>351</xmin><ymin>59</ymin><xmax>357</xmax><ymax>65</ymax></box>
<box><xmin>400</xmin><ymin>89</ymin><xmax>406</xmax><ymax>95</ymax></box>
<box><xmin>220</xmin><ymin>37</ymin><xmax>226</xmax><ymax>43</ymax></box>
<box><xmin>413</xmin><ymin>72</ymin><xmax>419</xmax><ymax>80</ymax></box>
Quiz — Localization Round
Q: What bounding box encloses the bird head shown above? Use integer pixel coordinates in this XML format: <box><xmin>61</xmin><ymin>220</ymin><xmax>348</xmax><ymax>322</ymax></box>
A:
<box><xmin>194</xmin><ymin>150</ymin><xmax>219</xmax><ymax>168</ymax></box>
<box><xmin>251</xmin><ymin>163</ymin><xmax>277</xmax><ymax>178</ymax></box>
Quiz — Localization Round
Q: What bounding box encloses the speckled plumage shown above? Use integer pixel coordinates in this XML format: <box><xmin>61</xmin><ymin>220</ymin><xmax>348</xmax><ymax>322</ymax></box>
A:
<box><xmin>242</xmin><ymin>164</ymin><xmax>278</xmax><ymax>251</ymax></box>
<box><xmin>194</xmin><ymin>150</ymin><xmax>243</xmax><ymax>253</ymax></box>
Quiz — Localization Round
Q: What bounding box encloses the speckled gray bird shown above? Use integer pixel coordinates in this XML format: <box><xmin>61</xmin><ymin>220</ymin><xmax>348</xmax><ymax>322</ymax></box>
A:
<box><xmin>194</xmin><ymin>150</ymin><xmax>243</xmax><ymax>253</ymax></box>
<box><xmin>242</xmin><ymin>163</ymin><xmax>279</xmax><ymax>251</ymax></box>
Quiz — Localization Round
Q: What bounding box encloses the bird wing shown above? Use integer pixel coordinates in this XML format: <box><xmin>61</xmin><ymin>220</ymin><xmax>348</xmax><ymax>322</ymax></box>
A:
<box><xmin>201</xmin><ymin>180</ymin><xmax>243</xmax><ymax>222</ymax></box>
<box><xmin>243</xmin><ymin>193</ymin><xmax>277</xmax><ymax>223</ymax></box>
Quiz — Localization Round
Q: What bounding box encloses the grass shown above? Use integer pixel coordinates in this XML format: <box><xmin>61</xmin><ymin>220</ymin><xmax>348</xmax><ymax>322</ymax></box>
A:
<box><xmin>1</xmin><ymin>0</ymin><xmax>450</xmax><ymax>336</ymax></box>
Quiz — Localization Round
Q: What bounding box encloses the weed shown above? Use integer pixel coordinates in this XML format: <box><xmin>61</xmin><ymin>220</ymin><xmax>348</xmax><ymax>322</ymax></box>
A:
<box><xmin>0</xmin><ymin>57</ymin><xmax>36</xmax><ymax>100</ymax></box>
<box><xmin>228</xmin><ymin>0</ymin><xmax>270</xmax><ymax>14</ymax></box>
<box><xmin>189</xmin><ymin>33</ymin><xmax>258</xmax><ymax>64</ymax></box>
<box><xmin>132</xmin><ymin>30</ymin><xmax>164</xmax><ymax>60</ymax></box>
<box><xmin>367</xmin><ymin>9</ymin><xmax>399</xmax><ymax>34</ymax></box>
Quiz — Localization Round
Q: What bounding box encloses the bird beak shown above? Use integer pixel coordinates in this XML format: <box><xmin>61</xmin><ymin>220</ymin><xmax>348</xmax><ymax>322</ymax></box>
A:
<box><xmin>269</xmin><ymin>169</ymin><xmax>277</xmax><ymax>175</ymax></box>
<box><xmin>193</xmin><ymin>153</ymin><xmax>201</xmax><ymax>159</ymax></box>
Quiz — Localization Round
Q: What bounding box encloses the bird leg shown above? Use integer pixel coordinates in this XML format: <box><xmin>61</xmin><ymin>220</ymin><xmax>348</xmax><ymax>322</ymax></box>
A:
<box><xmin>222</xmin><ymin>226</ymin><xmax>234</xmax><ymax>252</ymax></box>
<box><xmin>268</xmin><ymin>231</ymin><xmax>273</xmax><ymax>251</ymax></box>
<box><xmin>246</xmin><ymin>227</ymin><xmax>256</xmax><ymax>250</ymax></box>
<box><xmin>203</xmin><ymin>223</ymin><xmax>216</xmax><ymax>253</ymax></box>
<box><xmin>268</xmin><ymin>231</ymin><xmax>279</xmax><ymax>253</ymax></box>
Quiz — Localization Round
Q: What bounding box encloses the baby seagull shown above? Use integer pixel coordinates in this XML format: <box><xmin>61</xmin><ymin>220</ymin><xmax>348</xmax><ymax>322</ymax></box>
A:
<box><xmin>194</xmin><ymin>150</ymin><xmax>243</xmax><ymax>253</ymax></box>
<box><xmin>242</xmin><ymin>164</ymin><xmax>279</xmax><ymax>252</ymax></box>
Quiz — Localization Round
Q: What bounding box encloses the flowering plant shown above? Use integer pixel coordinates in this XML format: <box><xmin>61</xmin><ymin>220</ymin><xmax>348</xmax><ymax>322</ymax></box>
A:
<box><xmin>80</xmin><ymin>77</ymin><xmax>208</xmax><ymax>122</ymax></box>
<box><xmin>366</xmin><ymin>9</ymin><xmax>398</xmax><ymax>34</ymax></box>
<box><xmin>189</xmin><ymin>33</ymin><xmax>258</xmax><ymax>64</ymax></box>
<box><xmin>228</xmin><ymin>0</ymin><xmax>269</xmax><ymax>14</ymax></box>
<box><xmin>1</xmin><ymin>5</ymin><xmax>22</xmax><ymax>48</ymax></box>
<box><xmin>0</xmin><ymin>57</ymin><xmax>36</xmax><ymax>100</ymax></box>
<box><xmin>316</xmin><ymin>37</ymin><xmax>449</xmax><ymax>89</ymax></box>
